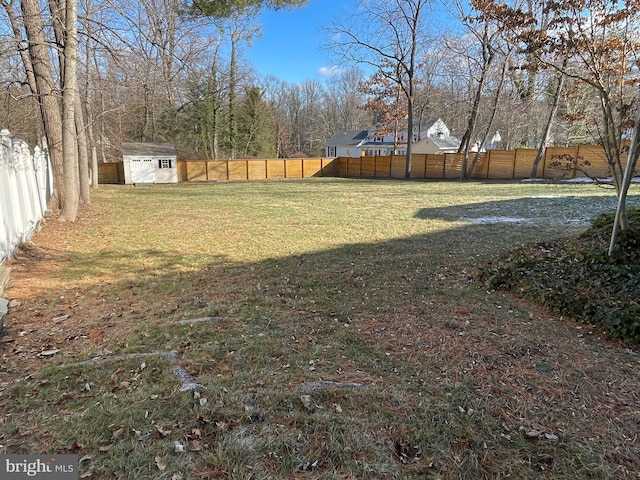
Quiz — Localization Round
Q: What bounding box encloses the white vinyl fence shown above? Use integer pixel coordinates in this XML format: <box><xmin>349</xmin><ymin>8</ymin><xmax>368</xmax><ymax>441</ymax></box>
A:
<box><xmin>0</xmin><ymin>128</ymin><xmax>52</xmax><ymax>264</ymax></box>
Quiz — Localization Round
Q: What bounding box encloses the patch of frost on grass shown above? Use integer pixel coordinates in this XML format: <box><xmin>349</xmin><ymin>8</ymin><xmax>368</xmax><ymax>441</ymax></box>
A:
<box><xmin>461</xmin><ymin>216</ymin><xmax>532</xmax><ymax>224</ymax></box>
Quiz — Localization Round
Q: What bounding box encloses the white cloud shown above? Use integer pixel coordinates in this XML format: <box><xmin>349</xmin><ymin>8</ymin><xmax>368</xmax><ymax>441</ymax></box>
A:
<box><xmin>317</xmin><ymin>65</ymin><xmax>343</xmax><ymax>77</ymax></box>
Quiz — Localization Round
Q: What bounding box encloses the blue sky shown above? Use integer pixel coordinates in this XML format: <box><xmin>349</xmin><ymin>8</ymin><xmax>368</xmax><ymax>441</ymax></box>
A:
<box><xmin>243</xmin><ymin>0</ymin><xmax>349</xmax><ymax>84</ymax></box>
<box><xmin>242</xmin><ymin>0</ymin><xmax>463</xmax><ymax>85</ymax></box>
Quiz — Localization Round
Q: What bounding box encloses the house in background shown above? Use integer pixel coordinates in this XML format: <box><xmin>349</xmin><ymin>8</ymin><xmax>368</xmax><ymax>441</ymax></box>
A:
<box><xmin>412</xmin><ymin>119</ymin><xmax>460</xmax><ymax>154</ymax></box>
<box><xmin>324</xmin><ymin>130</ymin><xmax>370</xmax><ymax>158</ymax></box>
<box><xmin>324</xmin><ymin>118</ymin><xmax>461</xmax><ymax>157</ymax></box>
<box><xmin>122</xmin><ymin>142</ymin><xmax>178</xmax><ymax>185</ymax></box>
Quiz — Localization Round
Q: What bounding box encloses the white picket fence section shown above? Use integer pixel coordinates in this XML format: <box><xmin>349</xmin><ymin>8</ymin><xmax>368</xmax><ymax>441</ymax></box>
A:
<box><xmin>0</xmin><ymin>128</ymin><xmax>52</xmax><ymax>264</ymax></box>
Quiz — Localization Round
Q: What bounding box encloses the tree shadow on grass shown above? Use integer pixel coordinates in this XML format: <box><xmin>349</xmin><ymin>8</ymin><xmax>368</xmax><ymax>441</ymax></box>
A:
<box><xmin>2</xmin><ymin>209</ymin><xmax>639</xmax><ymax>479</ymax></box>
<box><xmin>414</xmin><ymin>194</ymin><xmax>639</xmax><ymax>228</ymax></box>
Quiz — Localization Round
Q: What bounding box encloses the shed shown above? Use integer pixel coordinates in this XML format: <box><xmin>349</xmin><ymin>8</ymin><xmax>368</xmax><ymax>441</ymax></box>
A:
<box><xmin>122</xmin><ymin>142</ymin><xmax>178</xmax><ymax>185</ymax></box>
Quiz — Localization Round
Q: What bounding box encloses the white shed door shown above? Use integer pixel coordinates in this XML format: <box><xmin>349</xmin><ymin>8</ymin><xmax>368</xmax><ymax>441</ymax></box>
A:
<box><xmin>130</xmin><ymin>158</ymin><xmax>156</xmax><ymax>183</ymax></box>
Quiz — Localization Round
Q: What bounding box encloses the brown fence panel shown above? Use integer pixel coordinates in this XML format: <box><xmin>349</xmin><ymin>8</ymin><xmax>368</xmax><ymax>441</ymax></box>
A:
<box><xmin>338</xmin><ymin>157</ymin><xmax>349</xmax><ymax>176</ymax></box>
<box><xmin>360</xmin><ymin>157</ymin><xmax>375</xmax><ymax>176</ymax></box>
<box><xmin>390</xmin><ymin>155</ymin><xmax>406</xmax><ymax>178</ymax></box>
<box><xmin>487</xmin><ymin>150</ymin><xmax>516</xmax><ymax>179</ymax></box>
<box><xmin>425</xmin><ymin>154</ymin><xmax>445</xmax><ymax>178</ymax></box>
<box><xmin>543</xmin><ymin>147</ymin><xmax>579</xmax><ymax>179</ymax></box>
<box><xmin>577</xmin><ymin>145</ymin><xmax>610</xmax><ymax>178</ymax></box>
<box><xmin>303</xmin><ymin>158</ymin><xmax>321</xmax><ymax>177</ymax></box>
<box><xmin>513</xmin><ymin>149</ymin><xmax>537</xmax><ymax>178</ymax></box>
<box><xmin>347</xmin><ymin>157</ymin><xmax>362</xmax><ymax>176</ymax></box>
<box><xmin>375</xmin><ymin>156</ymin><xmax>391</xmax><ymax>177</ymax></box>
<box><xmin>469</xmin><ymin>152</ymin><xmax>490</xmax><ymax>179</ymax></box>
<box><xmin>177</xmin><ymin>160</ymin><xmax>188</xmax><ymax>181</ymax></box>
<box><xmin>267</xmin><ymin>160</ymin><xmax>286</xmax><ymax>179</ymax></box>
<box><xmin>285</xmin><ymin>159</ymin><xmax>303</xmax><ymax>178</ymax></box>
<box><xmin>98</xmin><ymin>162</ymin><xmax>124</xmax><ymax>184</ymax></box>
<box><xmin>444</xmin><ymin>153</ymin><xmax>464</xmax><ymax>179</ymax></box>
<box><xmin>228</xmin><ymin>160</ymin><xmax>248</xmax><ymax>180</ymax></box>
<box><xmin>410</xmin><ymin>154</ymin><xmax>427</xmax><ymax>179</ymax></box>
<box><xmin>247</xmin><ymin>160</ymin><xmax>267</xmax><ymax>180</ymax></box>
<box><xmin>320</xmin><ymin>158</ymin><xmax>339</xmax><ymax>176</ymax></box>
<box><xmin>207</xmin><ymin>161</ymin><xmax>228</xmax><ymax>180</ymax></box>
<box><xmin>187</xmin><ymin>161</ymin><xmax>208</xmax><ymax>181</ymax></box>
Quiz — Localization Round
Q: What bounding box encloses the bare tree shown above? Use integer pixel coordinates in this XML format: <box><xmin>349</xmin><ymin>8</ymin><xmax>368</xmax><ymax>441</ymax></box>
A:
<box><xmin>473</xmin><ymin>0</ymin><xmax>640</xmax><ymax>232</ymax></box>
<box><xmin>328</xmin><ymin>0</ymin><xmax>431</xmax><ymax>178</ymax></box>
<box><xmin>322</xmin><ymin>68</ymin><xmax>370</xmax><ymax>134</ymax></box>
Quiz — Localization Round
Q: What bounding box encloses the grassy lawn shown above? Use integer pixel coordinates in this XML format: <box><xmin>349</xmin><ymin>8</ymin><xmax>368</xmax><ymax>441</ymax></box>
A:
<box><xmin>1</xmin><ymin>178</ymin><xmax>639</xmax><ymax>479</ymax></box>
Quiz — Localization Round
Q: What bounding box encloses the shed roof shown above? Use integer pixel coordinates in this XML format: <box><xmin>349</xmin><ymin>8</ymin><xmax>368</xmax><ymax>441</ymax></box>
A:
<box><xmin>122</xmin><ymin>142</ymin><xmax>176</xmax><ymax>157</ymax></box>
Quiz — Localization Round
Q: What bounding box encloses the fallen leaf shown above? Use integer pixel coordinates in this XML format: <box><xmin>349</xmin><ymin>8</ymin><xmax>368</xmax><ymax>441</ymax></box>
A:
<box><xmin>69</xmin><ymin>441</ymin><xmax>84</xmax><ymax>453</ymax></box>
<box><xmin>79</xmin><ymin>471</ymin><xmax>93</xmax><ymax>478</ymax></box>
<box><xmin>456</xmin><ymin>306</ymin><xmax>470</xmax><ymax>315</ymax></box>
<box><xmin>155</xmin><ymin>425</ymin><xmax>171</xmax><ymax>437</ymax></box>
<box><xmin>189</xmin><ymin>440</ymin><xmax>203</xmax><ymax>451</ymax></box>
<box><xmin>88</xmin><ymin>329</ymin><xmax>104</xmax><ymax>339</ymax></box>
<box><xmin>111</xmin><ymin>428</ymin><xmax>125</xmax><ymax>440</ymax></box>
<box><xmin>154</xmin><ymin>456</ymin><xmax>166</xmax><ymax>471</ymax></box>
<box><xmin>98</xmin><ymin>445</ymin><xmax>113</xmax><ymax>453</ymax></box>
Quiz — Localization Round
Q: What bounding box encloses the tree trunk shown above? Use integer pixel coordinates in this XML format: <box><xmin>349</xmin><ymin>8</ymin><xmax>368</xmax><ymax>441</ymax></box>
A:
<box><xmin>20</xmin><ymin>0</ymin><xmax>65</xmax><ymax>211</ymax></box>
<box><xmin>467</xmin><ymin>55</ymin><xmax>508</xmax><ymax>177</ymax></box>
<box><xmin>458</xmin><ymin>57</ymin><xmax>491</xmax><ymax>178</ymax></box>
<box><xmin>531</xmin><ymin>60</ymin><xmax>567</xmax><ymax>178</ymax></box>
<box><xmin>75</xmin><ymin>91</ymin><xmax>90</xmax><ymax>205</ymax></box>
<box><xmin>609</xmin><ymin>90</ymin><xmax>640</xmax><ymax>254</ymax></box>
<box><xmin>59</xmin><ymin>0</ymin><xmax>79</xmax><ymax>222</ymax></box>
<box><xmin>84</xmin><ymin>0</ymin><xmax>99</xmax><ymax>189</ymax></box>
<box><xmin>229</xmin><ymin>38</ymin><xmax>237</xmax><ymax>159</ymax></box>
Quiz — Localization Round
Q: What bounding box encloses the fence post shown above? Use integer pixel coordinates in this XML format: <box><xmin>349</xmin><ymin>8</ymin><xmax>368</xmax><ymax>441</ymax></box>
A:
<box><xmin>1</xmin><ymin>129</ymin><xmax>22</xmax><ymax>258</ymax></box>
<box><xmin>0</xmin><ymin>129</ymin><xmax>9</xmax><ymax>260</ymax></box>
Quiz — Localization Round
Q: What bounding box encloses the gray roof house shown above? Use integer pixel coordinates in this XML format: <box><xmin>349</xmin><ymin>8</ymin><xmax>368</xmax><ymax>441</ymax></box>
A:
<box><xmin>324</xmin><ymin>119</ymin><xmax>461</xmax><ymax>157</ymax></box>
<box><xmin>324</xmin><ymin>131</ymin><xmax>369</xmax><ymax>158</ymax></box>
<box><xmin>122</xmin><ymin>142</ymin><xmax>178</xmax><ymax>185</ymax></box>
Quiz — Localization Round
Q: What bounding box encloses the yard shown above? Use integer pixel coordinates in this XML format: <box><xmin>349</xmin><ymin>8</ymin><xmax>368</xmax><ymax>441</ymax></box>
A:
<box><xmin>1</xmin><ymin>178</ymin><xmax>638</xmax><ymax>479</ymax></box>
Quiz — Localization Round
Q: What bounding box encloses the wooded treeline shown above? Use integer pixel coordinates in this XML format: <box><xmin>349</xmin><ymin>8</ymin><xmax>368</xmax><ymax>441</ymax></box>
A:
<box><xmin>1</xmin><ymin>0</ymin><xmax>640</xmax><ymax>228</ymax></box>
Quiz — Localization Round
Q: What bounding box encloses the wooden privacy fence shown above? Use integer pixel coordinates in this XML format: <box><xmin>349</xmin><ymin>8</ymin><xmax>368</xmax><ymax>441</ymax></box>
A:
<box><xmin>177</xmin><ymin>158</ymin><xmax>339</xmax><ymax>182</ymax></box>
<box><xmin>97</xmin><ymin>145</ymin><xmax>631</xmax><ymax>184</ymax></box>
<box><xmin>0</xmin><ymin>129</ymin><xmax>52</xmax><ymax>264</ymax></box>
<box><xmin>339</xmin><ymin>145</ymin><xmax>628</xmax><ymax>180</ymax></box>
<box><xmin>98</xmin><ymin>162</ymin><xmax>125</xmax><ymax>184</ymax></box>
